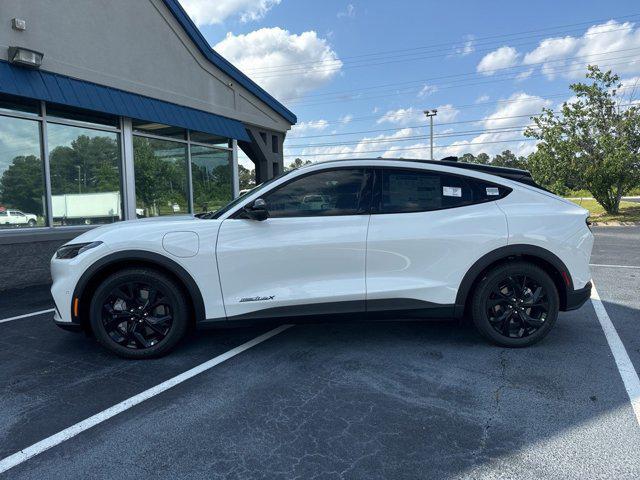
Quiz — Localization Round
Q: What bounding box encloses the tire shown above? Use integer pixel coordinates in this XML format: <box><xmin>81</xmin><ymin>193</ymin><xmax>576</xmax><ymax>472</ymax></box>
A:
<box><xmin>89</xmin><ymin>268</ymin><xmax>189</xmax><ymax>359</ymax></box>
<box><xmin>27</xmin><ymin>219</ymin><xmax>36</xmax><ymax>227</ymax></box>
<box><xmin>471</xmin><ymin>261</ymin><xmax>559</xmax><ymax>347</ymax></box>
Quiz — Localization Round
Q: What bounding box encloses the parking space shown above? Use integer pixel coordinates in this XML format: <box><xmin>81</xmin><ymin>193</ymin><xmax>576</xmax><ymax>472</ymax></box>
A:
<box><xmin>1</xmin><ymin>227</ymin><xmax>639</xmax><ymax>479</ymax></box>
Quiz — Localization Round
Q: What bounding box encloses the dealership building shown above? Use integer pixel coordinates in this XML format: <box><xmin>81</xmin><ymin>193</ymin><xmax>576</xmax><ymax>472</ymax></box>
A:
<box><xmin>0</xmin><ymin>0</ymin><xmax>296</xmax><ymax>289</ymax></box>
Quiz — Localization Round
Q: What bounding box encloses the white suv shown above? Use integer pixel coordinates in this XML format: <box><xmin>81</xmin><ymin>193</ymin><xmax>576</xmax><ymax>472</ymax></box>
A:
<box><xmin>0</xmin><ymin>209</ymin><xmax>37</xmax><ymax>227</ymax></box>
<box><xmin>51</xmin><ymin>159</ymin><xmax>593</xmax><ymax>358</ymax></box>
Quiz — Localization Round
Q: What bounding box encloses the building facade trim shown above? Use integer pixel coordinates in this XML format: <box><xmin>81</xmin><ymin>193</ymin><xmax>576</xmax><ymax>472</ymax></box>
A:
<box><xmin>0</xmin><ymin>60</ymin><xmax>251</xmax><ymax>142</ymax></box>
<box><xmin>161</xmin><ymin>0</ymin><xmax>297</xmax><ymax>125</ymax></box>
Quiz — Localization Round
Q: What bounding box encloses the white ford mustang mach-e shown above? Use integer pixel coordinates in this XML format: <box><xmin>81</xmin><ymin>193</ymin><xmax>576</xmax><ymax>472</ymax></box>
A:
<box><xmin>51</xmin><ymin>159</ymin><xmax>593</xmax><ymax>358</ymax></box>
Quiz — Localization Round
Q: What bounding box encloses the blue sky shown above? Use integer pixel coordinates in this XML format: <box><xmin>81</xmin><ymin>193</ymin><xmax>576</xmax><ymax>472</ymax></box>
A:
<box><xmin>181</xmin><ymin>0</ymin><xmax>640</xmax><ymax>166</ymax></box>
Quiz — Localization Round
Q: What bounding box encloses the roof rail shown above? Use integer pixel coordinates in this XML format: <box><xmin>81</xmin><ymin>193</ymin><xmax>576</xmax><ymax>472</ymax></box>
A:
<box><xmin>315</xmin><ymin>157</ymin><xmax>547</xmax><ymax>190</ymax></box>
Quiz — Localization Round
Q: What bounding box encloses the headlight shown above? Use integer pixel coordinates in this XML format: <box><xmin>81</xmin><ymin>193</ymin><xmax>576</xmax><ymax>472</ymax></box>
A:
<box><xmin>55</xmin><ymin>241</ymin><xmax>103</xmax><ymax>259</ymax></box>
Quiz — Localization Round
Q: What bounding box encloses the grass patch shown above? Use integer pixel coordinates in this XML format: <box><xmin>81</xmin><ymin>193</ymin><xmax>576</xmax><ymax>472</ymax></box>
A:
<box><xmin>568</xmin><ymin>198</ymin><xmax>640</xmax><ymax>223</ymax></box>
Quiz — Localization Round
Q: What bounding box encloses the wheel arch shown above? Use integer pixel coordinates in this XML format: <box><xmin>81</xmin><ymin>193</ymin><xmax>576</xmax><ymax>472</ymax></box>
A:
<box><xmin>455</xmin><ymin>244</ymin><xmax>573</xmax><ymax>316</ymax></box>
<box><xmin>72</xmin><ymin>250</ymin><xmax>206</xmax><ymax>332</ymax></box>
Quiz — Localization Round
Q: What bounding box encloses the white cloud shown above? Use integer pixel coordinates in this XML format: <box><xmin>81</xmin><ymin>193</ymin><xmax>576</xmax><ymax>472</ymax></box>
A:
<box><xmin>441</xmin><ymin>92</ymin><xmax>551</xmax><ymax>158</ymax></box>
<box><xmin>454</xmin><ymin>35</ymin><xmax>475</xmax><ymax>56</ymax></box>
<box><xmin>477</xmin><ymin>46</ymin><xmax>520</xmax><ymax>75</ymax></box>
<box><xmin>515</xmin><ymin>68</ymin><xmax>534</xmax><ymax>81</ymax></box>
<box><xmin>376</xmin><ymin>107</ymin><xmax>423</xmax><ymax>125</ymax></box>
<box><xmin>288</xmin><ymin>95</ymin><xmax>549</xmax><ymax>163</ymax></box>
<box><xmin>522</xmin><ymin>20</ymin><xmax>640</xmax><ymax>79</ymax></box>
<box><xmin>337</xmin><ymin>4</ymin><xmax>356</xmax><ymax>19</ymax></box>
<box><xmin>288</xmin><ymin>120</ymin><xmax>329</xmax><ymax>137</ymax></box>
<box><xmin>180</xmin><ymin>0</ymin><xmax>280</xmax><ymax>25</ymax></box>
<box><xmin>475</xmin><ymin>94</ymin><xmax>490</xmax><ymax>104</ymax></box>
<box><xmin>377</xmin><ymin>104</ymin><xmax>459</xmax><ymax>126</ymax></box>
<box><xmin>289</xmin><ymin>128</ymin><xmax>420</xmax><ymax>161</ymax></box>
<box><xmin>417</xmin><ymin>84</ymin><xmax>438</xmax><ymax>97</ymax></box>
<box><xmin>214</xmin><ymin>28</ymin><xmax>342</xmax><ymax>100</ymax></box>
<box><xmin>340</xmin><ymin>114</ymin><xmax>353</xmax><ymax>124</ymax></box>
<box><xmin>434</xmin><ymin>104</ymin><xmax>460</xmax><ymax>123</ymax></box>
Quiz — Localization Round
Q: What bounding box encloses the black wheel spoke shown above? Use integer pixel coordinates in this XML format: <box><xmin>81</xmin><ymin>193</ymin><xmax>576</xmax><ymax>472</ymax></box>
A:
<box><xmin>102</xmin><ymin>280</ymin><xmax>173</xmax><ymax>350</ymax></box>
<box><xmin>485</xmin><ymin>273</ymin><xmax>549</xmax><ymax>339</ymax></box>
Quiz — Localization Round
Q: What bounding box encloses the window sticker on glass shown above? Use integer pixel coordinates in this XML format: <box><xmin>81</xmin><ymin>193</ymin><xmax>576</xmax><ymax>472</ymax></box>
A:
<box><xmin>486</xmin><ymin>187</ymin><xmax>500</xmax><ymax>196</ymax></box>
<box><xmin>443</xmin><ymin>186</ymin><xmax>462</xmax><ymax>197</ymax></box>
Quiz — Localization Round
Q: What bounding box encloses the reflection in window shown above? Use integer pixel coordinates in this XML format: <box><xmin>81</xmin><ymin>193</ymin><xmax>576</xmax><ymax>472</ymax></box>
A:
<box><xmin>263</xmin><ymin>169</ymin><xmax>367</xmax><ymax>218</ymax></box>
<box><xmin>133</xmin><ymin>136</ymin><xmax>188</xmax><ymax>217</ymax></box>
<box><xmin>48</xmin><ymin>123</ymin><xmax>122</xmax><ymax>226</ymax></box>
<box><xmin>191</xmin><ymin>146</ymin><xmax>232</xmax><ymax>213</ymax></box>
<box><xmin>0</xmin><ymin>115</ymin><xmax>45</xmax><ymax>228</ymax></box>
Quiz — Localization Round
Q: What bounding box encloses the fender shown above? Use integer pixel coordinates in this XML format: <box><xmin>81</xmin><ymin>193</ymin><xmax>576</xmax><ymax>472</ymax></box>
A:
<box><xmin>71</xmin><ymin>250</ymin><xmax>206</xmax><ymax>324</ymax></box>
<box><xmin>454</xmin><ymin>244</ymin><xmax>573</xmax><ymax>316</ymax></box>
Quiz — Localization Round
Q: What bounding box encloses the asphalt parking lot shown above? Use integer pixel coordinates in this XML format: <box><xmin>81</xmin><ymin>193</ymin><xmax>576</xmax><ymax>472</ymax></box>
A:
<box><xmin>1</xmin><ymin>227</ymin><xmax>639</xmax><ymax>479</ymax></box>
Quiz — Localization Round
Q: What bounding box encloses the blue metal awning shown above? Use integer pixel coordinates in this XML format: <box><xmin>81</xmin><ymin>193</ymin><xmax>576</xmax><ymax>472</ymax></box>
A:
<box><xmin>0</xmin><ymin>61</ymin><xmax>250</xmax><ymax>141</ymax></box>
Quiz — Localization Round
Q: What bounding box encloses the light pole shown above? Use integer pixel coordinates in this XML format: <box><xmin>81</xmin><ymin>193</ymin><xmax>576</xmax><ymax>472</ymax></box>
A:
<box><xmin>423</xmin><ymin>109</ymin><xmax>438</xmax><ymax>160</ymax></box>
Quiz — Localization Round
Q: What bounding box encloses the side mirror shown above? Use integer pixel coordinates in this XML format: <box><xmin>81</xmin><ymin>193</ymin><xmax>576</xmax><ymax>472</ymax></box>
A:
<box><xmin>243</xmin><ymin>198</ymin><xmax>269</xmax><ymax>221</ymax></box>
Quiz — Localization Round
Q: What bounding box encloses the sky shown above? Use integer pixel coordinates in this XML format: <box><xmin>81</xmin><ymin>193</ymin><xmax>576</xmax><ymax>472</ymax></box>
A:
<box><xmin>180</xmin><ymin>0</ymin><xmax>640</xmax><ymax>168</ymax></box>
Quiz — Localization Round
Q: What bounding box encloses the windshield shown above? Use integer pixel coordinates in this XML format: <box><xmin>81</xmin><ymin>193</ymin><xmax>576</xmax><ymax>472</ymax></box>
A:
<box><xmin>199</xmin><ymin>170</ymin><xmax>294</xmax><ymax>219</ymax></box>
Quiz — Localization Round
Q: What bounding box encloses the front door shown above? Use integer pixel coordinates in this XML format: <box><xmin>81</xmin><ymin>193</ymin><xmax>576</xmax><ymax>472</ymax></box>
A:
<box><xmin>217</xmin><ymin>167</ymin><xmax>373</xmax><ymax>320</ymax></box>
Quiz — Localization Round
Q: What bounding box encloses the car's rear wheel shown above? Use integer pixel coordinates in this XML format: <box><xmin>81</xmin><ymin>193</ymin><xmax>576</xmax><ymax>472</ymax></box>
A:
<box><xmin>89</xmin><ymin>268</ymin><xmax>189</xmax><ymax>358</ymax></box>
<box><xmin>471</xmin><ymin>262</ymin><xmax>559</xmax><ymax>347</ymax></box>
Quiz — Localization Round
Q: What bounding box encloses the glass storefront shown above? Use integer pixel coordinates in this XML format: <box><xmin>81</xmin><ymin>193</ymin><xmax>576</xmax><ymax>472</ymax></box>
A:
<box><xmin>48</xmin><ymin>123</ymin><xmax>122</xmax><ymax>225</ymax></box>
<box><xmin>191</xmin><ymin>145</ymin><xmax>232</xmax><ymax>213</ymax></box>
<box><xmin>0</xmin><ymin>96</ymin><xmax>236</xmax><ymax>229</ymax></box>
<box><xmin>133</xmin><ymin>136</ymin><xmax>189</xmax><ymax>217</ymax></box>
<box><xmin>0</xmin><ymin>115</ymin><xmax>46</xmax><ymax>228</ymax></box>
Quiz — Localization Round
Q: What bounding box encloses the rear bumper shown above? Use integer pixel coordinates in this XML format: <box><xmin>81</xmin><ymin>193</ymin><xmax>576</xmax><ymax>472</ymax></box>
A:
<box><xmin>564</xmin><ymin>282</ymin><xmax>592</xmax><ymax>311</ymax></box>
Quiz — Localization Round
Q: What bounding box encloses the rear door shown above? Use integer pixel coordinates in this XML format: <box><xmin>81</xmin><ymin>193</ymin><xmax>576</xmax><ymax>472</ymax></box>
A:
<box><xmin>366</xmin><ymin>167</ymin><xmax>509</xmax><ymax>314</ymax></box>
<box><xmin>217</xmin><ymin>167</ymin><xmax>373</xmax><ymax>319</ymax></box>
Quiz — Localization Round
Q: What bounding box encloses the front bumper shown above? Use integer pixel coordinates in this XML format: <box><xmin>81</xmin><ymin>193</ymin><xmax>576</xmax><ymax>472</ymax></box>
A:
<box><xmin>54</xmin><ymin>320</ymin><xmax>83</xmax><ymax>332</ymax></box>
<box><xmin>565</xmin><ymin>282</ymin><xmax>592</xmax><ymax>311</ymax></box>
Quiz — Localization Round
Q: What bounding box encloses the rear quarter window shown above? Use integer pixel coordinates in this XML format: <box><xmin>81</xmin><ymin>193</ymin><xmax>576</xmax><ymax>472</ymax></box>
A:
<box><xmin>378</xmin><ymin>168</ymin><xmax>511</xmax><ymax>214</ymax></box>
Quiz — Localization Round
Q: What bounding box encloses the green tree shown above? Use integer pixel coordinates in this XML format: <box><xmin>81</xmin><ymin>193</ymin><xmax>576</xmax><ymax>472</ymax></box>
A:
<box><xmin>286</xmin><ymin>158</ymin><xmax>313</xmax><ymax>171</ymax></box>
<box><xmin>238</xmin><ymin>164</ymin><xmax>255</xmax><ymax>190</ymax></box>
<box><xmin>49</xmin><ymin>134</ymin><xmax>120</xmax><ymax>194</ymax></box>
<box><xmin>459</xmin><ymin>152</ymin><xmax>490</xmax><ymax>164</ymax></box>
<box><xmin>492</xmin><ymin>150</ymin><xmax>527</xmax><ymax>169</ymax></box>
<box><xmin>0</xmin><ymin>155</ymin><xmax>43</xmax><ymax>214</ymax></box>
<box><xmin>525</xmin><ymin>66</ymin><xmax>640</xmax><ymax>213</ymax></box>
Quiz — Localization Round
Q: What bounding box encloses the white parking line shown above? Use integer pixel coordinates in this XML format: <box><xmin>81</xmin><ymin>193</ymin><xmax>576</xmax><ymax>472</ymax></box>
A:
<box><xmin>0</xmin><ymin>323</ymin><xmax>293</xmax><ymax>474</ymax></box>
<box><xmin>590</xmin><ymin>263</ymin><xmax>640</xmax><ymax>270</ymax></box>
<box><xmin>0</xmin><ymin>309</ymin><xmax>55</xmax><ymax>325</ymax></box>
<box><xmin>591</xmin><ymin>283</ymin><xmax>640</xmax><ymax>427</ymax></box>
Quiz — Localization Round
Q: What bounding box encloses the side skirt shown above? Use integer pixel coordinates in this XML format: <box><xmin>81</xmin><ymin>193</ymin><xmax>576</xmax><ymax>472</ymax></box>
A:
<box><xmin>197</xmin><ymin>299</ymin><xmax>457</xmax><ymax>329</ymax></box>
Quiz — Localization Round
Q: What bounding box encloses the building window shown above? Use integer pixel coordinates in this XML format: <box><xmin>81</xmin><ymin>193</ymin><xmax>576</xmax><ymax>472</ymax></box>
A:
<box><xmin>0</xmin><ymin>115</ymin><xmax>46</xmax><ymax>228</ymax></box>
<box><xmin>191</xmin><ymin>145</ymin><xmax>232</xmax><ymax>213</ymax></box>
<box><xmin>272</xmin><ymin>135</ymin><xmax>279</xmax><ymax>154</ymax></box>
<box><xmin>133</xmin><ymin>136</ymin><xmax>189</xmax><ymax>217</ymax></box>
<box><xmin>47</xmin><ymin>123</ymin><xmax>123</xmax><ymax>226</ymax></box>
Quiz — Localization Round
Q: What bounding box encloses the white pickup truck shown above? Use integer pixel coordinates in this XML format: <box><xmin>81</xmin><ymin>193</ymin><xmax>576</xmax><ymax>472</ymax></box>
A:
<box><xmin>0</xmin><ymin>209</ymin><xmax>38</xmax><ymax>227</ymax></box>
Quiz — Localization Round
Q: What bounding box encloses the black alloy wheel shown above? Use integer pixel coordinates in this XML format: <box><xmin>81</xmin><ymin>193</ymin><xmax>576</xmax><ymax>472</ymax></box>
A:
<box><xmin>89</xmin><ymin>268</ymin><xmax>189</xmax><ymax>358</ymax></box>
<box><xmin>485</xmin><ymin>274</ymin><xmax>550</xmax><ymax>339</ymax></box>
<box><xmin>102</xmin><ymin>282</ymin><xmax>174</xmax><ymax>349</ymax></box>
<box><xmin>471</xmin><ymin>262</ymin><xmax>559</xmax><ymax>347</ymax></box>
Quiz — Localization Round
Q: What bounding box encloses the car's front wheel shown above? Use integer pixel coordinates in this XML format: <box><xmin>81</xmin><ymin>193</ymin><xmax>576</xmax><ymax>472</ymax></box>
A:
<box><xmin>89</xmin><ymin>268</ymin><xmax>189</xmax><ymax>358</ymax></box>
<box><xmin>471</xmin><ymin>262</ymin><xmax>559</xmax><ymax>347</ymax></box>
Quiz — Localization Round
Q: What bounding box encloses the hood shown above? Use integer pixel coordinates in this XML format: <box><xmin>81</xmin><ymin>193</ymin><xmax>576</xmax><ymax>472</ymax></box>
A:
<box><xmin>67</xmin><ymin>215</ymin><xmax>204</xmax><ymax>245</ymax></box>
